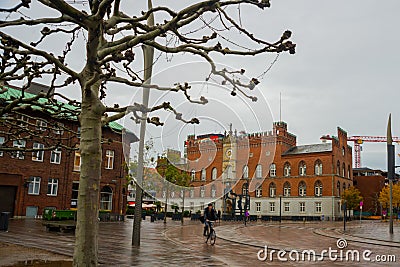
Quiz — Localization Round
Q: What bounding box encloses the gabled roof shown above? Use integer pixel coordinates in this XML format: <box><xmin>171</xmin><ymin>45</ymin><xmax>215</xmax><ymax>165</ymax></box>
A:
<box><xmin>283</xmin><ymin>143</ymin><xmax>332</xmax><ymax>155</ymax></box>
<box><xmin>0</xmin><ymin>85</ymin><xmax>124</xmax><ymax>132</ymax></box>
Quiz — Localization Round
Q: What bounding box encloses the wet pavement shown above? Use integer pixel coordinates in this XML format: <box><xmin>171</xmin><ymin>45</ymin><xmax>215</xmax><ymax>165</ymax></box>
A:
<box><xmin>0</xmin><ymin>218</ymin><xmax>400</xmax><ymax>266</ymax></box>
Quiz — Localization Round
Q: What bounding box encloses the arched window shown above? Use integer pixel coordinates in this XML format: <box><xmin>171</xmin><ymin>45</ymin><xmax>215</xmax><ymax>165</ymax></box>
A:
<box><xmin>212</xmin><ymin>167</ymin><xmax>217</xmax><ymax>180</ymax></box>
<box><xmin>348</xmin><ymin>165</ymin><xmax>351</xmax><ymax>178</ymax></box>
<box><xmin>298</xmin><ymin>181</ymin><xmax>306</xmax><ymax>197</ymax></box>
<box><xmin>314</xmin><ymin>160</ymin><xmax>323</xmax><ymax>175</ymax></box>
<box><xmin>269</xmin><ymin>183</ymin><xmax>276</xmax><ymax>197</ymax></box>
<box><xmin>255</xmin><ymin>183</ymin><xmax>262</xmax><ymax>198</ymax></box>
<box><xmin>100</xmin><ymin>186</ymin><xmax>113</xmax><ymax>210</ymax></box>
<box><xmin>283</xmin><ymin>182</ymin><xmax>291</xmax><ymax>196</ymax></box>
<box><xmin>314</xmin><ymin>180</ymin><xmax>323</xmax><ymax>197</ymax></box>
<box><xmin>342</xmin><ymin>163</ymin><xmax>346</xmax><ymax>177</ymax></box>
<box><xmin>242</xmin><ymin>165</ymin><xmax>249</xmax><ymax>179</ymax></box>
<box><xmin>226</xmin><ymin>165</ymin><xmax>233</xmax><ymax>179</ymax></box>
<box><xmin>299</xmin><ymin>161</ymin><xmax>306</xmax><ymax>176</ymax></box>
<box><xmin>242</xmin><ymin>183</ymin><xmax>249</xmax><ymax>195</ymax></box>
<box><xmin>343</xmin><ymin>182</ymin><xmax>346</xmax><ymax>192</ymax></box>
<box><xmin>201</xmin><ymin>168</ymin><xmax>206</xmax><ymax>181</ymax></box>
<box><xmin>270</xmin><ymin>163</ymin><xmax>276</xmax><ymax>177</ymax></box>
<box><xmin>337</xmin><ymin>181</ymin><xmax>341</xmax><ymax>196</ymax></box>
<box><xmin>337</xmin><ymin>161</ymin><xmax>340</xmax><ymax>175</ymax></box>
<box><xmin>200</xmin><ymin>185</ymin><xmax>205</xmax><ymax>198</ymax></box>
<box><xmin>256</xmin><ymin>164</ymin><xmax>263</xmax><ymax>178</ymax></box>
<box><xmin>284</xmin><ymin>162</ymin><xmax>291</xmax><ymax>177</ymax></box>
<box><xmin>191</xmin><ymin>169</ymin><xmax>195</xmax><ymax>181</ymax></box>
<box><xmin>170</xmin><ymin>191</ymin><xmax>175</xmax><ymax>198</ymax></box>
<box><xmin>211</xmin><ymin>185</ymin><xmax>216</xmax><ymax>198</ymax></box>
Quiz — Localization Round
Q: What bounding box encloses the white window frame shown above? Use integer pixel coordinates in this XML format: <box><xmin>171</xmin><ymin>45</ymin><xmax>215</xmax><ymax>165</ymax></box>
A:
<box><xmin>201</xmin><ymin>168</ymin><xmax>206</xmax><ymax>181</ymax></box>
<box><xmin>226</xmin><ymin>165</ymin><xmax>233</xmax><ymax>179</ymax></box>
<box><xmin>315</xmin><ymin>202</ymin><xmax>322</xmax><ymax>213</ymax></box>
<box><xmin>269</xmin><ymin>183</ymin><xmax>276</xmax><ymax>197</ymax></box>
<box><xmin>242</xmin><ymin>165</ymin><xmax>249</xmax><ymax>179</ymax></box>
<box><xmin>28</xmin><ymin>176</ymin><xmax>41</xmax><ymax>195</ymax></box>
<box><xmin>12</xmin><ymin>140</ymin><xmax>26</xmax><ymax>159</ymax></box>
<box><xmin>74</xmin><ymin>151</ymin><xmax>81</xmax><ymax>171</ymax></box>
<box><xmin>0</xmin><ymin>136</ymin><xmax>5</xmax><ymax>157</ymax></box>
<box><xmin>299</xmin><ymin>182</ymin><xmax>306</xmax><ymax>197</ymax></box>
<box><xmin>200</xmin><ymin>186</ymin><xmax>205</xmax><ymax>198</ymax></box>
<box><xmin>256</xmin><ymin>185</ymin><xmax>262</xmax><ymax>198</ymax></box>
<box><xmin>32</xmin><ymin>143</ymin><xmax>44</xmax><ymax>162</ymax></box>
<box><xmin>315</xmin><ymin>181</ymin><xmax>323</xmax><ymax>197</ymax></box>
<box><xmin>47</xmin><ymin>178</ymin><xmax>58</xmax><ymax>196</ymax></box>
<box><xmin>54</xmin><ymin>123</ymin><xmax>64</xmax><ymax>135</ymax></box>
<box><xmin>299</xmin><ymin>202</ymin><xmax>305</xmax><ymax>213</ymax></box>
<box><xmin>284</xmin><ymin>163</ymin><xmax>291</xmax><ymax>177</ymax></box>
<box><xmin>283</xmin><ymin>183</ymin><xmax>291</xmax><ymax>197</ymax></box>
<box><xmin>36</xmin><ymin>119</ymin><xmax>47</xmax><ymax>131</ymax></box>
<box><xmin>211</xmin><ymin>185</ymin><xmax>216</xmax><ymax>198</ymax></box>
<box><xmin>270</xmin><ymin>163</ymin><xmax>276</xmax><ymax>177</ymax></box>
<box><xmin>256</xmin><ymin>202</ymin><xmax>261</xmax><ymax>213</ymax></box>
<box><xmin>256</xmin><ymin>164</ymin><xmax>262</xmax><ymax>178</ymax></box>
<box><xmin>269</xmin><ymin>202</ymin><xmax>275</xmax><ymax>212</ymax></box>
<box><xmin>191</xmin><ymin>170</ymin><xmax>195</xmax><ymax>181</ymax></box>
<box><xmin>315</xmin><ymin>161</ymin><xmax>323</xmax><ymax>175</ymax></box>
<box><xmin>105</xmin><ymin>150</ymin><xmax>115</xmax><ymax>169</ymax></box>
<box><xmin>50</xmin><ymin>148</ymin><xmax>62</xmax><ymax>164</ymax></box>
<box><xmin>299</xmin><ymin>162</ymin><xmax>306</xmax><ymax>176</ymax></box>
<box><xmin>284</xmin><ymin>202</ymin><xmax>290</xmax><ymax>212</ymax></box>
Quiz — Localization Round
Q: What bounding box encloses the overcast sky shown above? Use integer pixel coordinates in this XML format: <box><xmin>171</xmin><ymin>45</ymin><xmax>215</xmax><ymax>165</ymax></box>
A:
<box><xmin>2</xmin><ymin>0</ymin><xmax>400</xmax><ymax>171</ymax></box>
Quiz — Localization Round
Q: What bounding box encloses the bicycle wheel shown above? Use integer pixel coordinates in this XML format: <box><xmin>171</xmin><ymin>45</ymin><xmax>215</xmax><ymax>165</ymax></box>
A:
<box><xmin>210</xmin><ymin>230</ymin><xmax>216</xmax><ymax>245</ymax></box>
<box><xmin>203</xmin><ymin>228</ymin><xmax>209</xmax><ymax>243</ymax></box>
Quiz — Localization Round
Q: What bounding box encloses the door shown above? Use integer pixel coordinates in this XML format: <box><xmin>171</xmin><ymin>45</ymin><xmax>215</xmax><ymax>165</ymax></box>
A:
<box><xmin>0</xmin><ymin>186</ymin><xmax>17</xmax><ymax>216</ymax></box>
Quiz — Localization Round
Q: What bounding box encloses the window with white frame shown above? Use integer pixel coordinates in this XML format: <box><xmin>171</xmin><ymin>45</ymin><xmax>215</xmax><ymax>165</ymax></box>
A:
<box><xmin>53</xmin><ymin>122</ymin><xmax>64</xmax><ymax>135</ymax></box>
<box><xmin>0</xmin><ymin>136</ymin><xmax>4</xmax><ymax>157</ymax></box>
<box><xmin>242</xmin><ymin>183</ymin><xmax>249</xmax><ymax>195</ymax></box>
<box><xmin>283</xmin><ymin>163</ymin><xmax>291</xmax><ymax>177</ymax></box>
<box><xmin>189</xmin><ymin>188</ymin><xmax>194</xmax><ymax>198</ymax></box>
<box><xmin>315</xmin><ymin>202</ymin><xmax>322</xmax><ymax>213</ymax></box>
<box><xmin>100</xmin><ymin>186</ymin><xmax>113</xmax><ymax>210</ymax></box>
<box><xmin>348</xmin><ymin>166</ymin><xmax>351</xmax><ymax>178</ymax></box>
<box><xmin>299</xmin><ymin>202</ymin><xmax>305</xmax><ymax>213</ymax></box>
<box><xmin>284</xmin><ymin>202</ymin><xmax>290</xmax><ymax>212</ymax></box>
<box><xmin>337</xmin><ymin>161</ymin><xmax>340</xmax><ymax>175</ymax></box>
<box><xmin>315</xmin><ymin>160</ymin><xmax>323</xmax><ymax>175</ymax></box>
<box><xmin>269</xmin><ymin>202</ymin><xmax>275</xmax><ymax>212</ymax></box>
<box><xmin>283</xmin><ymin>182</ymin><xmax>291</xmax><ymax>197</ymax></box>
<box><xmin>242</xmin><ymin>165</ymin><xmax>249</xmax><ymax>179</ymax></box>
<box><xmin>190</xmin><ymin>202</ymin><xmax>194</xmax><ymax>211</ymax></box>
<box><xmin>201</xmin><ymin>168</ymin><xmax>206</xmax><ymax>181</ymax></box>
<box><xmin>337</xmin><ymin>181</ymin><xmax>341</xmax><ymax>196</ymax></box>
<box><xmin>256</xmin><ymin>164</ymin><xmax>262</xmax><ymax>178</ymax></box>
<box><xmin>47</xmin><ymin>178</ymin><xmax>58</xmax><ymax>196</ymax></box>
<box><xmin>298</xmin><ymin>181</ymin><xmax>306</xmax><ymax>197</ymax></box>
<box><xmin>32</xmin><ymin>143</ymin><xmax>44</xmax><ymax>162</ymax></box>
<box><xmin>315</xmin><ymin>180</ymin><xmax>323</xmax><ymax>197</ymax></box>
<box><xmin>211</xmin><ymin>167</ymin><xmax>217</xmax><ymax>180</ymax></box>
<box><xmin>211</xmin><ymin>185</ymin><xmax>216</xmax><ymax>198</ymax></box>
<box><xmin>200</xmin><ymin>202</ymin><xmax>205</xmax><ymax>211</ymax></box>
<box><xmin>50</xmin><ymin>148</ymin><xmax>61</xmax><ymax>164</ymax></box>
<box><xmin>342</xmin><ymin>163</ymin><xmax>346</xmax><ymax>177</ymax></box>
<box><xmin>256</xmin><ymin>202</ymin><xmax>261</xmax><ymax>213</ymax></box>
<box><xmin>17</xmin><ymin>114</ymin><xmax>29</xmax><ymax>126</ymax></box>
<box><xmin>269</xmin><ymin>163</ymin><xmax>276</xmax><ymax>177</ymax></box>
<box><xmin>200</xmin><ymin>186</ymin><xmax>205</xmax><ymax>198</ymax></box>
<box><xmin>105</xmin><ymin>150</ymin><xmax>114</xmax><ymax>169</ymax></box>
<box><xmin>36</xmin><ymin>119</ymin><xmax>47</xmax><ymax>131</ymax></box>
<box><xmin>269</xmin><ymin>182</ymin><xmax>276</xmax><ymax>197</ymax></box>
<box><xmin>191</xmin><ymin>169</ymin><xmax>195</xmax><ymax>181</ymax></box>
<box><xmin>299</xmin><ymin>161</ymin><xmax>306</xmax><ymax>176</ymax></box>
<box><xmin>256</xmin><ymin>184</ymin><xmax>262</xmax><ymax>198</ymax></box>
<box><xmin>74</xmin><ymin>151</ymin><xmax>81</xmax><ymax>171</ymax></box>
<box><xmin>28</xmin><ymin>176</ymin><xmax>41</xmax><ymax>195</ymax></box>
<box><xmin>162</xmin><ymin>189</ymin><xmax>166</xmax><ymax>199</ymax></box>
<box><xmin>12</xmin><ymin>140</ymin><xmax>26</xmax><ymax>159</ymax></box>
<box><xmin>170</xmin><ymin>191</ymin><xmax>175</xmax><ymax>198</ymax></box>
<box><xmin>226</xmin><ymin>165</ymin><xmax>233</xmax><ymax>179</ymax></box>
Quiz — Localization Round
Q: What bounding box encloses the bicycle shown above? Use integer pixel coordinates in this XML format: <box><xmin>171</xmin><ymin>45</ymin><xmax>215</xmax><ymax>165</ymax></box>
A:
<box><xmin>203</xmin><ymin>220</ymin><xmax>216</xmax><ymax>245</ymax></box>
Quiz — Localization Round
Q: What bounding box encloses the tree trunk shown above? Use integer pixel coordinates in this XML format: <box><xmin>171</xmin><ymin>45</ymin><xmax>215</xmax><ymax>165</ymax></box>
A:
<box><xmin>73</xmin><ymin>89</ymin><xmax>103</xmax><ymax>266</ymax></box>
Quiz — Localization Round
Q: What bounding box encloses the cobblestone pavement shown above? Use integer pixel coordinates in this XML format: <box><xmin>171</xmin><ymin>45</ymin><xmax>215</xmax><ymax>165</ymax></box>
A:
<box><xmin>1</xmin><ymin>218</ymin><xmax>400</xmax><ymax>266</ymax></box>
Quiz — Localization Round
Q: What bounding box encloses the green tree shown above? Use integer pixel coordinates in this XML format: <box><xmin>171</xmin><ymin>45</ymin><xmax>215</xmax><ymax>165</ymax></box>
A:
<box><xmin>379</xmin><ymin>184</ymin><xmax>400</xmax><ymax>208</ymax></box>
<box><xmin>0</xmin><ymin>1</ymin><xmax>295</xmax><ymax>265</ymax></box>
<box><xmin>342</xmin><ymin>186</ymin><xmax>363</xmax><ymax>211</ymax></box>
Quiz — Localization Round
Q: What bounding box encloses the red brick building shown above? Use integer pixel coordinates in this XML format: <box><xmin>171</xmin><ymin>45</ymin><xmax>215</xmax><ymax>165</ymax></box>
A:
<box><xmin>184</xmin><ymin>122</ymin><xmax>353</xmax><ymax>220</ymax></box>
<box><xmin>0</xmin><ymin>86</ymin><xmax>133</xmax><ymax>217</ymax></box>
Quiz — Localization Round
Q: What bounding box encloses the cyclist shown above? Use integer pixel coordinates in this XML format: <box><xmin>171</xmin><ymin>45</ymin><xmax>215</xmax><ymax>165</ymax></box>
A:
<box><xmin>203</xmin><ymin>203</ymin><xmax>217</xmax><ymax>236</ymax></box>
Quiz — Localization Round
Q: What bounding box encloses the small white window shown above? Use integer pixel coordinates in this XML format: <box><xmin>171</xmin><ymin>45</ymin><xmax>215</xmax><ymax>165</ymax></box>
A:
<box><xmin>105</xmin><ymin>150</ymin><xmax>114</xmax><ymax>169</ymax></box>
<box><xmin>201</xmin><ymin>168</ymin><xmax>206</xmax><ymax>181</ymax></box>
<box><xmin>12</xmin><ymin>140</ymin><xmax>26</xmax><ymax>159</ymax></box>
<box><xmin>32</xmin><ymin>143</ymin><xmax>44</xmax><ymax>162</ymax></box>
<box><xmin>47</xmin><ymin>178</ymin><xmax>58</xmax><ymax>196</ymax></box>
<box><xmin>28</xmin><ymin>176</ymin><xmax>41</xmax><ymax>195</ymax></box>
<box><xmin>256</xmin><ymin>164</ymin><xmax>262</xmax><ymax>178</ymax></box>
<box><xmin>284</xmin><ymin>163</ymin><xmax>291</xmax><ymax>177</ymax></box>
<box><xmin>211</xmin><ymin>167</ymin><xmax>217</xmax><ymax>180</ymax></box>
<box><xmin>50</xmin><ymin>148</ymin><xmax>62</xmax><ymax>164</ymax></box>
<box><xmin>269</xmin><ymin>202</ymin><xmax>275</xmax><ymax>212</ymax></box>
<box><xmin>0</xmin><ymin>136</ymin><xmax>5</xmax><ymax>157</ymax></box>
<box><xmin>74</xmin><ymin>151</ymin><xmax>81</xmax><ymax>171</ymax></box>
<box><xmin>200</xmin><ymin>186</ymin><xmax>205</xmax><ymax>198</ymax></box>
<box><xmin>284</xmin><ymin>202</ymin><xmax>290</xmax><ymax>212</ymax></box>
<box><xmin>36</xmin><ymin>119</ymin><xmax>47</xmax><ymax>131</ymax></box>
<box><xmin>242</xmin><ymin>165</ymin><xmax>249</xmax><ymax>179</ymax></box>
<box><xmin>54</xmin><ymin>123</ymin><xmax>64</xmax><ymax>135</ymax></box>
<box><xmin>315</xmin><ymin>202</ymin><xmax>322</xmax><ymax>213</ymax></box>
<box><xmin>269</xmin><ymin>163</ymin><xmax>276</xmax><ymax>177</ymax></box>
<box><xmin>191</xmin><ymin>170</ymin><xmax>195</xmax><ymax>181</ymax></box>
<box><xmin>299</xmin><ymin>202</ymin><xmax>305</xmax><ymax>213</ymax></box>
<box><xmin>256</xmin><ymin>202</ymin><xmax>261</xmax><ymax>213</ymax></box>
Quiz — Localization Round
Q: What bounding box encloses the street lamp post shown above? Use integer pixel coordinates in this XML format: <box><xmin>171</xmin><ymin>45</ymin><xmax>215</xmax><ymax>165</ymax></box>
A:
<box><xmin>387</xmin><ymin>114</ymin><xmax>395</xmax><ymax>234</ymax></box>
<box><xmin>279</xmin><ymin>195</ymin><xmax>282</xmax><ymax>223</ymax></box>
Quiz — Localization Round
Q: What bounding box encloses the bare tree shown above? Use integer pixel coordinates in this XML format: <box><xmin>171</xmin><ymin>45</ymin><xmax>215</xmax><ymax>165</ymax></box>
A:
<box><xmin>0</xmin><ymin>1</ymin><xmax>295</xmax><ymax>266</ymax></box>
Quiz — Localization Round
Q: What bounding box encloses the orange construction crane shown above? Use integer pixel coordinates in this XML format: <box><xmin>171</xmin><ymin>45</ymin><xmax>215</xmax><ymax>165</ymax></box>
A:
<box><xmin>320</xmin><ymin>135</ymin><xmax>400</xmax><ymax>168</ymax></box>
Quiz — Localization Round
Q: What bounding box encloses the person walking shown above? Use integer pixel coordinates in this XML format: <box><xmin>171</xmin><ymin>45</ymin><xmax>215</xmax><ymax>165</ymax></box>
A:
<box><xmin>244</xmin><ymin>209</ymin><xmax>249</xmax><ymax>226</ymax></box>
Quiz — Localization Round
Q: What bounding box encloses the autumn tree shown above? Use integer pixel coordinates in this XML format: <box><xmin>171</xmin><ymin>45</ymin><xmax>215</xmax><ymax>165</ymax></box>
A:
<box><xmin>0</xmin><ymin>1</ymin><xmax>295</xmax><ymax>266</ymax></box>
<box><xmin>379</xmin><ymin>184</ymin><xmax>400</xmax><ymax>209</ymax></box>
<box><xmin>342</xmin><ymin>186</ymin><xmax>363</xmax><ymax>214</ymax></box>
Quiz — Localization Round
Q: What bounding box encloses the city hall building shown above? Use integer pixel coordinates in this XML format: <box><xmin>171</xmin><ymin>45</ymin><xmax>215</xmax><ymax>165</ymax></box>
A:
<box><xmin>176</xmin><ymin>122</ymin><xmax>353</xmax><ymax>220</ymax></box>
